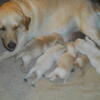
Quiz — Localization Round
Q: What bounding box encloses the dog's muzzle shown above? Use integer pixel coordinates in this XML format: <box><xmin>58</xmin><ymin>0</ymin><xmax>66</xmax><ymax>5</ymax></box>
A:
<box><xmin>7</xmin><ymin>41</ymin><xmax>16</xmax><ymax>51</ymax></box>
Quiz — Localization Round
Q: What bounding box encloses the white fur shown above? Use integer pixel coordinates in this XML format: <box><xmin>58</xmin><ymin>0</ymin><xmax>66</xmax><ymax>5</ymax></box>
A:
<box><xmin>24</xmin><ymin>44</ymin><xmax>65</xmax><ymax>86</ymax></box>
<box><xmin>46</xmin><ymin>67</ymin><xmax>71</xmax><ymax>83</ymax></box>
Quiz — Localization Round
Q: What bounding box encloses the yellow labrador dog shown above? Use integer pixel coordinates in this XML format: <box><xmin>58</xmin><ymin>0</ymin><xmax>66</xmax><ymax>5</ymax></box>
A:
<box><xmin>0</xmin><ymin>0</ymin><xmax>100</xmax><ymax>61</ymax></box>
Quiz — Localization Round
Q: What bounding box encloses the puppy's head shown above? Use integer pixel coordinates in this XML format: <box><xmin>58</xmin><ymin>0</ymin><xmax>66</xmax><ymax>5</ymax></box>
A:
<box><xmin>0</xmin><ymin>2</ymin><xmax>31</xmax><ymax>51</ymax></box>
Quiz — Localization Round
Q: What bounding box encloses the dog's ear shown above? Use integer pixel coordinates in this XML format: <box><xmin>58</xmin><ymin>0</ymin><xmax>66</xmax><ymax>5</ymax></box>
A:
<box><xmin>23</xmin><ymin>16</ymin><xmax>31</xmax><ymax>30</ymax></box>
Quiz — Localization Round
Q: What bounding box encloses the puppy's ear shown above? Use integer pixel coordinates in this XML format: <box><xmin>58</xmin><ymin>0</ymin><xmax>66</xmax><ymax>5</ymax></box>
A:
<box><xmin>23</xmin><ymin>16</ymin><xmax>31</xmax><ymax>30</ymax></box>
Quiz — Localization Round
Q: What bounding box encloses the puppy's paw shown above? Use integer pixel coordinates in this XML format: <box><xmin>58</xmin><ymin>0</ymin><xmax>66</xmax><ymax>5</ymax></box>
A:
<box><xmin>24</xmin><ymin>78</ymin><xmax>28</xmax><ymax>82</ymax></box>
<box><xmin>47</xmin><ymin>73</ymin><xmax>58</xmax><ymax>81</ymax></box>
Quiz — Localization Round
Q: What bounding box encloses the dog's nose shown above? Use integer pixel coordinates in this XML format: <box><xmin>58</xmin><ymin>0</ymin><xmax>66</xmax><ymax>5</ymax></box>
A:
<box><xmin>7</xmin><ymin>41</ymin><xmax>16</xmax><ymax>51</ymax></box>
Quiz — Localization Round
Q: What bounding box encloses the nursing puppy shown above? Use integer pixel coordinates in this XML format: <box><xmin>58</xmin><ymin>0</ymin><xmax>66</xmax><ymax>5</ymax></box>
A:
<box><xmin>75</xmin><ymin>37</ymin><xmax>100</xmax><ymax>74</ymax></box>
<box><xmin>17</xmin><ymin>33</ymin><xmax>64</xmax><ymax>72</ymax></box>
<box><xmin>24</xmin><ymin>44</ymin><xmax>66</xmax><ymax>86</ymax></box>
<box><xmin>46</xmin><ymin>42</ymin><xmax>89</xmax><ymax>83</ymax></box>
<box><xmin>0</xmin><ymin>0</ymin><xmax>100</xmax><ymax>62</ymax></box>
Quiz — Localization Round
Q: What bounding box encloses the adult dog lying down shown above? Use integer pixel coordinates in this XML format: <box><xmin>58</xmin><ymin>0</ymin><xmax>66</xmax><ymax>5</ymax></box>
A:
<box><xmin>0</xmin><ymin>0</ymin><xmax>100</xmax><ymax>61</ymax></box>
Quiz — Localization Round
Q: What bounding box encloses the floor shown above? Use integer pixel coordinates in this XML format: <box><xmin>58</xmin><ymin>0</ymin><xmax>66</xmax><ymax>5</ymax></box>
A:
<box><xmin>0</xmin><ymin>1</ymin><xmax>100</xmax><ymax>100</ymax></box>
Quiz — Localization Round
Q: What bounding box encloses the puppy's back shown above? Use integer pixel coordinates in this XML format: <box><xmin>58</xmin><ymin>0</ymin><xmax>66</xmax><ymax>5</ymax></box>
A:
<box><xmin>35</xmin><ymin>33</ymin><xmax>64</xmax><ymax>47</ymax></box>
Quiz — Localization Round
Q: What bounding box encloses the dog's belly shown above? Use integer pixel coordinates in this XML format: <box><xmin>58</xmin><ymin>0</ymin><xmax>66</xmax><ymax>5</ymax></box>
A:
<box><xmin>28</xmin><ymin>19</ymin><xmax>79</xmax><ymax>42</ymax></box>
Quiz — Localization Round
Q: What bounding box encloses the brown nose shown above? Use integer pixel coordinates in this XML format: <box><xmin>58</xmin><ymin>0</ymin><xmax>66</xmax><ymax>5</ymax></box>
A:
<box><xmin>7</xmin><ymin>41</ymin><xmax>16</xmax><ymax>51</ymax></box>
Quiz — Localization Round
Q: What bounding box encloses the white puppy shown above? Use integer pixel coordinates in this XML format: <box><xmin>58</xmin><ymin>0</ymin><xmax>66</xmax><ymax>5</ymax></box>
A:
<box><xmin>75</xmin><ymin>37</ymin><xmax>100</xmax><ymax>73</ymax></box>
<box><xmin>24</xmin><ymin>44</ymin><xmax>66</xmax><ymax>86</ymax></box>
<box><xmin>17</xmin><ymin>33</ymin><xmax>64</xmax><ymax>72</ymax></box>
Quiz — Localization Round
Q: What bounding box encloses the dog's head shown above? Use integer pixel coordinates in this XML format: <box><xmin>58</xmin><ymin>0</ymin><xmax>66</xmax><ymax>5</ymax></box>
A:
<box><xmin>0</xmin><ymin>2</ymin><xmax>31</xmax><ymax>51</ymax></box>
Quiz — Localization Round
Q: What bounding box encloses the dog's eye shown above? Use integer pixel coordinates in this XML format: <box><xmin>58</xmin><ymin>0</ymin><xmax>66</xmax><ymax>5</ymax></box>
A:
<box><xmin>0</xmin><ymin>26</ymin><xmax>6</xmax><ymax>31</ymax></box>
